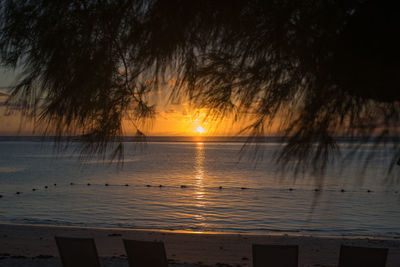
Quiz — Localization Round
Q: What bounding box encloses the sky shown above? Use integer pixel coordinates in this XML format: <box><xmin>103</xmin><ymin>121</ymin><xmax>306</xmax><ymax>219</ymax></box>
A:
<box><xmin>0</xmin><ymin>69</ymin><xmax>253</xmax><ymax>136</ymax></box>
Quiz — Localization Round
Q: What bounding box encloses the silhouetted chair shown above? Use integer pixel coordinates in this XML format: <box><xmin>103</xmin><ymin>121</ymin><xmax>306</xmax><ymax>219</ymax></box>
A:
<box><xmin>55</xmin><ymin>236</ymin><xmax>101</xmax><ymax>267</ymax></box>
<box><xmin>123</xmin><ymin>239</ymin><xmax>168</xmax><ymax>267</ymax></box>
<box><xmin>252</xmin><ymin>244</ymin><xmax>298</xmax><ymax>267</ymax></box>
<box><xmin>338</xmin><ymin>245</ymin><xmax>388</xmax><ymax>267</ymax></box>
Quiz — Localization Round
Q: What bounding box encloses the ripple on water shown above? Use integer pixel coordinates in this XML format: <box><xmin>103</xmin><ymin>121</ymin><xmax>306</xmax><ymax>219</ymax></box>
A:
<box><xmin>0</xmin><ymin>141</ymin><xmax>399</xmax><ymax>237</ymax></box>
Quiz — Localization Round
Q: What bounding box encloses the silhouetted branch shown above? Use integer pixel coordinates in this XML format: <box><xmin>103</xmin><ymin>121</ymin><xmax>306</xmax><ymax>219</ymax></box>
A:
<box><xmin>1</xmin><ymin>0</ymin><xmax>399</xmax><ymax>175</ymax></box>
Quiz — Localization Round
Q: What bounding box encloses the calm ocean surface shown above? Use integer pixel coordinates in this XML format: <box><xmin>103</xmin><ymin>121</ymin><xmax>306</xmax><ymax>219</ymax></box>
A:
<box><xmin>0</xmin><ymin>138</ymin><xmax>399</xmax><ymax>237</ymax></box>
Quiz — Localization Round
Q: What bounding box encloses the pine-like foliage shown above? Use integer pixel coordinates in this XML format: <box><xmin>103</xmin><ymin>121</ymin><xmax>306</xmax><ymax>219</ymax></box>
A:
<box><xmin>1</xmin><ymin>0</ymin><xmax>399</xmax><ymax>173</ymax></box>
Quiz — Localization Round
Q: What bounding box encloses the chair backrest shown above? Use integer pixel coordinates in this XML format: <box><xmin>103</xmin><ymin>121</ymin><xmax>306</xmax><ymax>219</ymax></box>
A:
<box><xmin>123</xmin><ymin>239</ymin><xmax>168</xmax><ymax>267</ymax></box>
<box><xmin>252</xmin><ymin>244</ymin><xmax>298</xmax><ymax>267</ymax></box>
<box><xmin>338</xmin><ymin>245</ymin><xmax>388</xmax><ymax>267</ymax></box>
<box><xmin>55</xmin><ymin>236</ymin><xmax>101</xmax><ymax>267</ymax></box>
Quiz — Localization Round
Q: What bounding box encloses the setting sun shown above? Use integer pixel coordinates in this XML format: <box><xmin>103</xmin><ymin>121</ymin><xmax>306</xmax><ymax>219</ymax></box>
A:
<box><xmin>196</xmin><ymin>126</ymin><xmax>205</xmax><ymax>134</ymax></box>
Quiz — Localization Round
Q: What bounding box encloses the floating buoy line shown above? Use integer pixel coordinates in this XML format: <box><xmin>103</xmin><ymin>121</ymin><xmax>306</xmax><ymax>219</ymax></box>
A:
<box><xmin>0</xmin><ymin>182</ymin><xmax>398</xmax><ymax>199</ymax></box>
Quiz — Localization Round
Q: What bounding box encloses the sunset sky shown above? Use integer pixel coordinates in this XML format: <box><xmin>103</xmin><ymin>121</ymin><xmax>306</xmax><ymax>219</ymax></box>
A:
<box><xmin>0</xmin><ymin>69</ymin><xmax>253</xmax><ymax>136</ymax></box>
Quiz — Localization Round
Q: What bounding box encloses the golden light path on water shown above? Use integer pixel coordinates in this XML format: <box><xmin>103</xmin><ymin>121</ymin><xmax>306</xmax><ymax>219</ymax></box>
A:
<box><xmin>194</xmin><ymin>142</ymin><xmax>206</xmax><ymax>228</ymax></box>
<box><xmin>0</xmin><ymin>140</ymin><xmax>399</xmax><ymax>237</ymax></box>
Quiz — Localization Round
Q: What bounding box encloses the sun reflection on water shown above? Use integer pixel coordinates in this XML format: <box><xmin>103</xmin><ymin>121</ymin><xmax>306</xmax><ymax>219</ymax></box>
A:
<box><xmin>194</xmin><ymin>142</ymin><xmax>206</xmax><ymax>226</ymax></box>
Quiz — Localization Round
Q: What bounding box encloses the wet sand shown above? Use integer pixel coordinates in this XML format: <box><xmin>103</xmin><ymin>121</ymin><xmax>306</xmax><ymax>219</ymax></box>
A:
<box><xmin>0</xmin><ymin>223</ymin><xmax>399</xmax><ymax>267</ymax></box>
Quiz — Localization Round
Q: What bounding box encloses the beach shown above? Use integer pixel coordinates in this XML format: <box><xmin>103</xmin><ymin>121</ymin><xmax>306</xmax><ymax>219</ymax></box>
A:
<box><xmin>0</xmin><ymin>223</ymin><xmax>399</xmax><ymax>267</ymax></box>
<box><xmin>1</xmin><ymin>141</ymin><xmax>400</xmax><ymax>266</ymax></box>
<box><xmin>1</xmin><ymin>1</ymin><xmax>400</xmax><ymax>265</ymax></box>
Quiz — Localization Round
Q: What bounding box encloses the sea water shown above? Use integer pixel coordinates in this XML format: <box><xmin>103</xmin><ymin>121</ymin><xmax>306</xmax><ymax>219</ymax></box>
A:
<box><xmin>0</xmin><ymin>138</ymin><xmax>399</xmax><ymax>237</ymax></box>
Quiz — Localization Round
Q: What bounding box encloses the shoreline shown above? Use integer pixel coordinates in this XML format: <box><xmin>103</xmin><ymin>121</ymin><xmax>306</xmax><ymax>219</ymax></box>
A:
<box><xmin>0</xmin><ymin>223</ymin><xmax>399</xmax><ymax>266</ymax></box>
<box><xmin>1</xmin><ymin>222</ymin><xmax>399</xmax><ymax>241</ymax></box>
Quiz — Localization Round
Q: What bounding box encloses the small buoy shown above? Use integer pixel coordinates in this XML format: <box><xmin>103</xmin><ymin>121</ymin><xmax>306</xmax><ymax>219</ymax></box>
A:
<box><xmin>87</xmin><ymin>183</ymin><xmax>91</xmax><ymax>186</ymax></box>
<box><xmin>159</xmin><ymin>185</ymin><xmax>163</xmax><ymax>188</ymax></box>
<box><xmin>314</xmin><ymin>189</ymin><xmax>320</xmax><ymax>192</ymax></box>
<box><xmin>44</xmin><ymin>186</ymin><xmax>48</xmax><ymax>189</ymax></box>
<box><xmin>125</xmin><ymin>184</ymin><xmax>129</xmax><ymax>187</ymax></box>
<box><xmin>219</xmin><ymin>186</ymin><xmax>223</xmax><ymax>190</ymax></box>
<box><xmin>288</xmin><ymin>188</ymin><xmax>294</xmax><ymax>191</ymax></box>
<box><xmin>32</xmin><ymin>188</ymin><xmax>36</xmax><ymax>191</ymax></box>
<box><xmin>105</xmin><ymin>183</ymin><xmax>109</xmax><ymax>186</ymax></box>
<box><xmin>70</xmin><ymin>182</ymin><xmax>74</xmax><ymax>185</ymax></box>
<box><xmin>16</xmin><ymin>192</ymin><xmax>22</xmax><ymax>195</ymax></box>
<box><xmin>241</xmin><ymin>187</ymin><xmax>248</xmax><ymax>190</ymax></box>
<box><xmin>146</xmin><ymin>185</ymin><xmax>151</xmax><ymax>187</ymax></box>
<box><xmin>0</xmin><ymin>195</ymin><xmax>3</xmax><ymax>198</ymax></box>
<box><xmin>340</xmin><ymin>189</ymin><xmax>345</xmax><ymax>192</ymax></box>
<box><xmin>181</xmin><ymin>185</ymin><xmax>187</xmax><ymax>188</ymax></box>
<box><xmin>54</xmin><ymin>183</ymin><xmax>57</xmax><ymax>186</ymax></box>
<box><xmin>367</xmin><ymin>189</ymin><xmax>372</xmax><ymax>193</ymax></box>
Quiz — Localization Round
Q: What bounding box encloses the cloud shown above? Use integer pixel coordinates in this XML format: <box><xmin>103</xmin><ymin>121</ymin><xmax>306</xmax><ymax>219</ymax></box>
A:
<box><xmin>0</xmin><ymin>90</ymin><xmax>11</xmax><ymax>98</ymax></box>
<box><xmin>0</xmin><ymin>91</ymin><xmax>24</xmax><ymax>113</ymax></box>
<box><xmin>0</xmin><ymin>91</ymin><xmax>10</xmax><ymax>108</ymax></box>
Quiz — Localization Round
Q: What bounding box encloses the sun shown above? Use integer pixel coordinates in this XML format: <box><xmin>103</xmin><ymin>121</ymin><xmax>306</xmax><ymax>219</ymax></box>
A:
<box><xmin>196</xmin><ymin>126</ymin><xmax>205</xmax><ymax>134</ymax></box>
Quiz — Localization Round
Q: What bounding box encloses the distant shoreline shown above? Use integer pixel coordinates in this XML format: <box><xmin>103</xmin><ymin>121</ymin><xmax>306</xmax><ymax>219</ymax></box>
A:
<box><xmin>0</xmin><ymin>135</ymin><xmax>398</xmax><ymax>143</ymax></box>
<box><xmin>0</xmin><ymin>135</ymin><xmax>273</xmax><ymax>143</ymax></box>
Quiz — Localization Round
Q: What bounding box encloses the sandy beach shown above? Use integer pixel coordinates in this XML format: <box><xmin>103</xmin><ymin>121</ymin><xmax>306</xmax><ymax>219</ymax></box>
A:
<box><xmin>0</xmin><ymin>223</ymin><xmax>399</xmax><ymax>267</ymax></box>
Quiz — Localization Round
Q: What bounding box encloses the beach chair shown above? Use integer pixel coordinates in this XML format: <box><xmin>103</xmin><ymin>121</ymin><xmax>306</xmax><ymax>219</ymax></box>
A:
<box><xmin>252</xmin><ymin>244</ymin><xmax>298</xmax><ymax>267</ymax></box>
<box><xmin>338</xmin><ymin>245</ymin><xmax>388</xmax><ymax>267</ymax></box>
<box><xmin>123</xmin><ymin>239</ymin><xmax>168</xmax><ymax>267</ymax></box>
<box><xmin>55</xmin><ymin>236</ymin><xmax>101</xmax><ymax>267</ymax></box>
